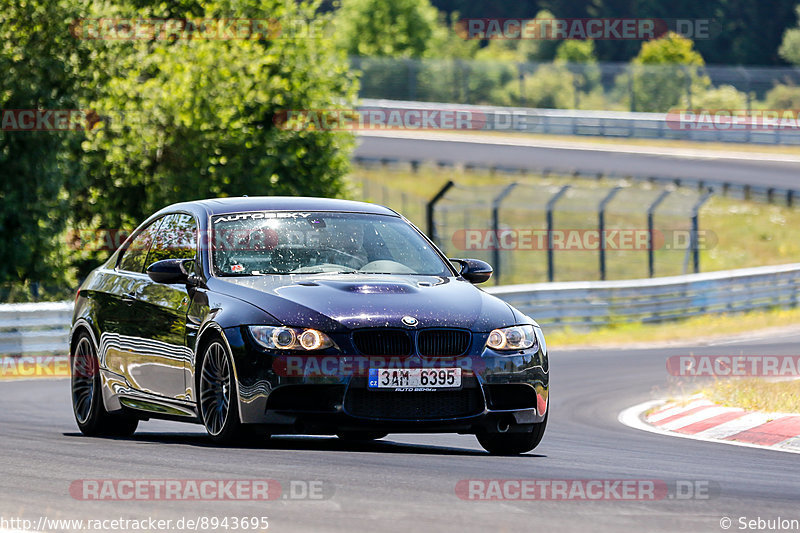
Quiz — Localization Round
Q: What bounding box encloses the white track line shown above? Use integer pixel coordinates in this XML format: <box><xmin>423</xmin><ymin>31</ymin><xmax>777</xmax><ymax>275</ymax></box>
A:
<box><xmin>692</xmin><ymin>412</ymin><xmax>773</xmax><ymax>440</ymax></box>
<box><xmin>657</xmin><ymin>406</ymin><xmax>736</xmax><ymax>431</ymax></box>
<box><xmin>618</xmin><ymin>400</ymin><xmax>800</xmax><ymax>455</ymax></box>
<box><xmin>777</xmin><ymin>436</ymin><xmax>800</xmax><ymax>451</ymax></box>
<box><xmin>646</xmin><ymin>398</ymin><xmax>712</xmax><ymax>423</ymax></box>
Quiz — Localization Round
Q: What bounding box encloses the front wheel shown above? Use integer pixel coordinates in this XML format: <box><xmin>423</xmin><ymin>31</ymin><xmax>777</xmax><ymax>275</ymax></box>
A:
<box><xmin>198</xmin><ymin>339</ymin><xmax>260</xmax><ymax>444</ymax></box>
<box><xmin>71</xmin><ymin>333</ymin><xmax>138</xmax><ymax>437</ymax></box>
<box><xmin>477</xmin><ymin>412</ymin><xmax>547</xmax><ymax>455</ymax></box>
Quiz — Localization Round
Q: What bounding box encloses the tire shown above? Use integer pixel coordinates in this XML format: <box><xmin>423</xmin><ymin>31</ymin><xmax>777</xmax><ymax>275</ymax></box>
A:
<box><xmin>198</xmin><ymin>339</ymin><xmax>257</xmax><ymax>444</ymax></box>
<box><xmin>336</xmin><ymin>431</ymin><xmax>388</xmax><ymax>441</ymax></box>
<box><xmin>71</xmin><ymin>333</ymin><xmax>139</xmax><ymax>437</ymax></box>
<box><xmin>476</xmin><ymin>412</ymin><xmax>547</xmax><ymax>455</ymax></box>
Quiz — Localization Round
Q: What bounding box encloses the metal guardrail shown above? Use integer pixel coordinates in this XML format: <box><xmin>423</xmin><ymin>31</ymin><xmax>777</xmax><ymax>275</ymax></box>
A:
<box><xmin>0</xmin><ymin>301</ymin><xmax>72</xmax><ymax>355</ymax></box>
<box><xmin>358</xmin><ymin>98</ymin><xmax>800</xmax><ymax>145</ymax></box>
<box><xmin>485</xmin><ymin>263</ymin><xmax>800</xmax><ymax>328</ymax></box>
<box><xmin>1</xmin><ymin>263</ymin><xmax>799</xmax><ymax>353</ymax></box>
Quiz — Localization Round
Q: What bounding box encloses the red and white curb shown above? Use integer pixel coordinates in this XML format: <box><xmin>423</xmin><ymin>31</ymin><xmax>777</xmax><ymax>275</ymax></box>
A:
<box><xmin>619</xmin><ymin>395</ymin><xmax>800</xmax><ymax>454</ymax></box>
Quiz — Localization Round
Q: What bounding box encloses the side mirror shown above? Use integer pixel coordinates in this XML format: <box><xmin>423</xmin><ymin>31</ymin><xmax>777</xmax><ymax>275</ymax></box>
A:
<box><xmin>146</xmin><ymin>259</ymin><xmax>195</xmax><ymax>285</ymax></box>
<box><xmin>450</xmin><ymin>258</ymin><xmax>493</xmax><ymax>284</ymax></box>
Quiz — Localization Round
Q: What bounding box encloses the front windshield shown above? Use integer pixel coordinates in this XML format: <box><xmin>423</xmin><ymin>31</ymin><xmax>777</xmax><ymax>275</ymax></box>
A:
<box><xmin>210</xmin><ymin>211</ymin><xmax>452</xmax><ymax>277</ymax></box>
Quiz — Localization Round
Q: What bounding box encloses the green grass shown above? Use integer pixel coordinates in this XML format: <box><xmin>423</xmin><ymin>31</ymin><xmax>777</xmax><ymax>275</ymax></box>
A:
<box><xmin>347</xmin><ymin>166</ymin><xmax>800</xmax><ymax>284</ymax></box>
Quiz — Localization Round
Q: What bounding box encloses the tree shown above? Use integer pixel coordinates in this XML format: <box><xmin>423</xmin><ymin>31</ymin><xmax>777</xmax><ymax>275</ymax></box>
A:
<box><xmin>334</xmin><ymin>0</ymin><xmax>445</xmax><ymax>58</ymax></box>
<box><xmin>625</xmin><ymin>32</ymin><xmax>709</xmax><ymax>112</ymax></box>
<box><xmin>0</xmin><ymin>0</ymin><xmax>87</xmax><ymax>295</ymax></box>
<box><xmin>779</xmin><ymin>6</ymin><xmax>800</xmax><ymax>65</ymax></box>
<box><xmin>74</xmin><ymin>0</ymin><xmax>358</xmax><ymax>236</ymax></box>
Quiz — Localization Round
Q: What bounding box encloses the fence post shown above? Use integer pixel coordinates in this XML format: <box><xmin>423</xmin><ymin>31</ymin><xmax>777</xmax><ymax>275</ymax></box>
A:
<box><xmin>690</xmin><ymin>190</ymin><xmax>714</xmax><ymax>274</ymax></box>
<box><xmin>547</xmin><ymin>186</ymin><xmax>571</xmax><ymax>282</ymax></box>
<box><xmin>647</xmin><ymin>190</ymin><xmax>671</xmax><ymax>278</ymax></box>
<box><xmin>628</xmin><ymin>65</ymin><xmax>636</xmax><ymax>112</ymax></box>
<box><xmin>598</xmin><ymin>186</ymin><xmax>622</xmax><ymax>280</ymax></box>
<box><xmin>407</xmin><ymin>59</ymin><xmax>417</xmax><ymax>101</ymax></box>
<box><xmin>427</xmin><ymin>181</ymin><xmax>455</xmax><ymax>246</ymax></box>
<box><xmin>491</xmin><ymin>183</ymin><xmax>519</xmax><ymax>285</ymax></box>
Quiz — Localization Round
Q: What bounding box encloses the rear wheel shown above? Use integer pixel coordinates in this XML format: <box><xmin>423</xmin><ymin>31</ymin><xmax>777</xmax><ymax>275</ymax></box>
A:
<box><xmin>71</xmin><ymin>333</ymin><xmax>138</xmax><ymax>437</ymax></box>
<box><xmin>477</xmin><ymin>412</ymin><xmax>547</xmax><ymax>455</ymax></box>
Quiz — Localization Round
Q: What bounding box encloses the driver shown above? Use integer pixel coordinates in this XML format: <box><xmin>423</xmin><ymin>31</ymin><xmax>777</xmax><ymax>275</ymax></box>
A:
<box><xmin>320</xmin><ymin>221</ymin><xmax>368</xmax><ymax>270</ymax></box>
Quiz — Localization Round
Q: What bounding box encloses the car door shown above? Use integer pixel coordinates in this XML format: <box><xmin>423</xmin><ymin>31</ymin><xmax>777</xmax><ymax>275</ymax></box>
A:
<box><xmin>103</xmin><ymin>216</ymin><xmax>165</xmax><ymax>390</ymax></box>
<box><xmin>127</xmin><ymin>213</ymin><xmax>198</xmax><ymax>401</ymax></box>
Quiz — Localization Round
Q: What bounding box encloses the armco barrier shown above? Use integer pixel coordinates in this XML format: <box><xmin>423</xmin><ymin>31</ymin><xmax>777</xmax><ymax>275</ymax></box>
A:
<box><xmin>358</xmin><ymin>99</ymin><xmax>800</xmax><ymax>145</ymax></box>
<box><xmin>1</xmin><ymin>263</ymin><xmax>798</xmax><ymax>354</ymax></box>
<box><xmin>0</xmin><ymin>301</ymin><xmax>72</xmax><ymax>355</ymax></box>
<box><xmin>485</xmin><ymin>263</ymin><xmax>800</xmax><ymax>328</ymax></box>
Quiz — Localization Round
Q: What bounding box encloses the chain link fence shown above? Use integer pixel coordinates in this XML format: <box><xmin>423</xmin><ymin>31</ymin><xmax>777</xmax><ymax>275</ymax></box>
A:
<box><xmin>350</xmin><ymin>167</ymin><xmax>717</xmax><ymax>286</ymax></box>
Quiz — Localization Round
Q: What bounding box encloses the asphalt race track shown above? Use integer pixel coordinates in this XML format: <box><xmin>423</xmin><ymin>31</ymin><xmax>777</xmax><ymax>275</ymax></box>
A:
<box><xmin>355</xmin><ymin>134</ymin><xmax>800</xmax><ymax>190</ymax></box>
<box><xmin>2</xmin><ymin>333</ymin><xmax>799</xmax><ymax>532</ymax></box>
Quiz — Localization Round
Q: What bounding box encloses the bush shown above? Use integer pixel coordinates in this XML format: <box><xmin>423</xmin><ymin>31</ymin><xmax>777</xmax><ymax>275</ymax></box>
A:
<box><xmin>692</xmin><ymin>85</ymin><xmax>749</xmax><ymax>110</ymax></box>
<box><xmin>763</xmin><ymin>84</ymin><xmax>800</xmax><ymax>109</ymax></box>
<box><xmin>495</xmin><ymin>64</ymin><xmax>576</xmax><ymax>109</ymax></box>
<box><xmin>624</xmin><ymin>32</ymin><xmax>709</xmax><ymax>112</ymax></box>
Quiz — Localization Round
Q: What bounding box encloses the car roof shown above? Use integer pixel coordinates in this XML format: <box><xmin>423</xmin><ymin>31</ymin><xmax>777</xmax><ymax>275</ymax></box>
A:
<box><xmin>162</xmin><ymin>196</ymin><xmax>400</xmax><ymax>218</ymax></box>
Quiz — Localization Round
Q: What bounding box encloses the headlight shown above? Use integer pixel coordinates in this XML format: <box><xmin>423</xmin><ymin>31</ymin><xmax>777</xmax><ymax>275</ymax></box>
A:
<box><xmin>486</xmin><ymin>324</ymin><xmax>538</xmax><ymax>351</ymax></box>
<box><xmin>248</xmin><ymin>326</ymin><xmax>333</xmax><ymax>351</ymax></box>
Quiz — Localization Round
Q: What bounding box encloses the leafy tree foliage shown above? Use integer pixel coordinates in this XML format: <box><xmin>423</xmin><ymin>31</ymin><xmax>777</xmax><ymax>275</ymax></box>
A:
<box><xmin>0</xmin><ymin>0</ymin><xmax>87</xmax><ymax>289</ymax></box>
<box><xmin>335</xmin><ymin>0</ymin><xmax>445</xmax><ymax>58</ymax></box>
<box><xmin>2</xmin><ymin>0</ymin><xmax>357</xmax><ymax>294</ymax></box>
<box><xmin>627</xmin><ymin>32</ymin><xmax>709</xmax><ymax>112</ymax></box>
<box><xmin>74</xmin><ymin>0</ymin><xmax>358</xmax><ymax>237</ymax></box>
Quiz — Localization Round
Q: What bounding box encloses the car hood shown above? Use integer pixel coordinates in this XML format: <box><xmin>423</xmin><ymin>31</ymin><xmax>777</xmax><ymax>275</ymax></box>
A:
<box><xmin>211</xmin><ymin>274</ymin><xmax>516</xmax><ymax>332</ymax></box>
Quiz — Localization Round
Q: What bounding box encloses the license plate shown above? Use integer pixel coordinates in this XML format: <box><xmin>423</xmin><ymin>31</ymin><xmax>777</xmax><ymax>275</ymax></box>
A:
<box><xmin>367</xmin><ymin>368</ymin><xmax>461</xmax><ymax>390</ymax></box>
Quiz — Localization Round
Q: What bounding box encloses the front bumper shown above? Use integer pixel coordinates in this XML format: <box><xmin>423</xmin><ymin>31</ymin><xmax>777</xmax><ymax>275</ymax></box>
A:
<box><xmin>223</xmin><ymin>326</ymin><xmax>549</xmax><ymax>434</ymax></box>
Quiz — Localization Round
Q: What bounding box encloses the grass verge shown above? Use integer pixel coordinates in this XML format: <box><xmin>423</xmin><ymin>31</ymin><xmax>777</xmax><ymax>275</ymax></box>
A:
<box><xmin>700</xmin><ymin>379</ymin><xmax>800</xmax><ymax>414</ymax></box>
<box><xmin>546</xmin><ymin>306</ymin><xmax>800</xmax><ymax>348</ymax></box>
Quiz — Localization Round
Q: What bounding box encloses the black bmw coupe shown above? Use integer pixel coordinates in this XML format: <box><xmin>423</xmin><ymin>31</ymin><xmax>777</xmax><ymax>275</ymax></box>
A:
<box><xmin>70</xmin><ymin>197</ymin><xmax>549</xmax><ymax>454</ymax></box>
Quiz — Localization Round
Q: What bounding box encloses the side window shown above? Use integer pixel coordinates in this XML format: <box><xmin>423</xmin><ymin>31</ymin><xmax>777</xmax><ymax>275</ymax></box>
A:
<box><xmin>146</xmin><ymin>214</ymin><xmax>198</xmax><ymax>267</ymax></box>
<box><xmin>118</xmin><ymin>218</ymin><xmax>164</xmax><ymax>273</ymax></box>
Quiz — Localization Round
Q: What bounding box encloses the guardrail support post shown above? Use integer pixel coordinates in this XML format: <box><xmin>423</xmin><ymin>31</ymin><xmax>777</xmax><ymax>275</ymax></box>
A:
<box><xmin>427</xmin><ymin>181</ymin><xmax>455</xmax><ymax>247</ymax></box>
<box><xmin>547</xmin><ymin>186</ymin><xmax>571</xmax><ymax>282</ymax></box>
<box><xmin>598</xmin><ymin>187</ymin><xmax>623</xmax><ymax>280</ymax></box>
<box><xmin>491</xmin><ymin>183</ymin><xmax>519</xmax><ymax>285</ymax></box>
<box><xmin>690</xmin><ymin>191</ymin><xmax>714</xmax><ymax>274</ymax></box>
<box><xmin>647</xmin><ymin>190</ymin><xmax>671</xmax><ymax>278</ymax></box>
